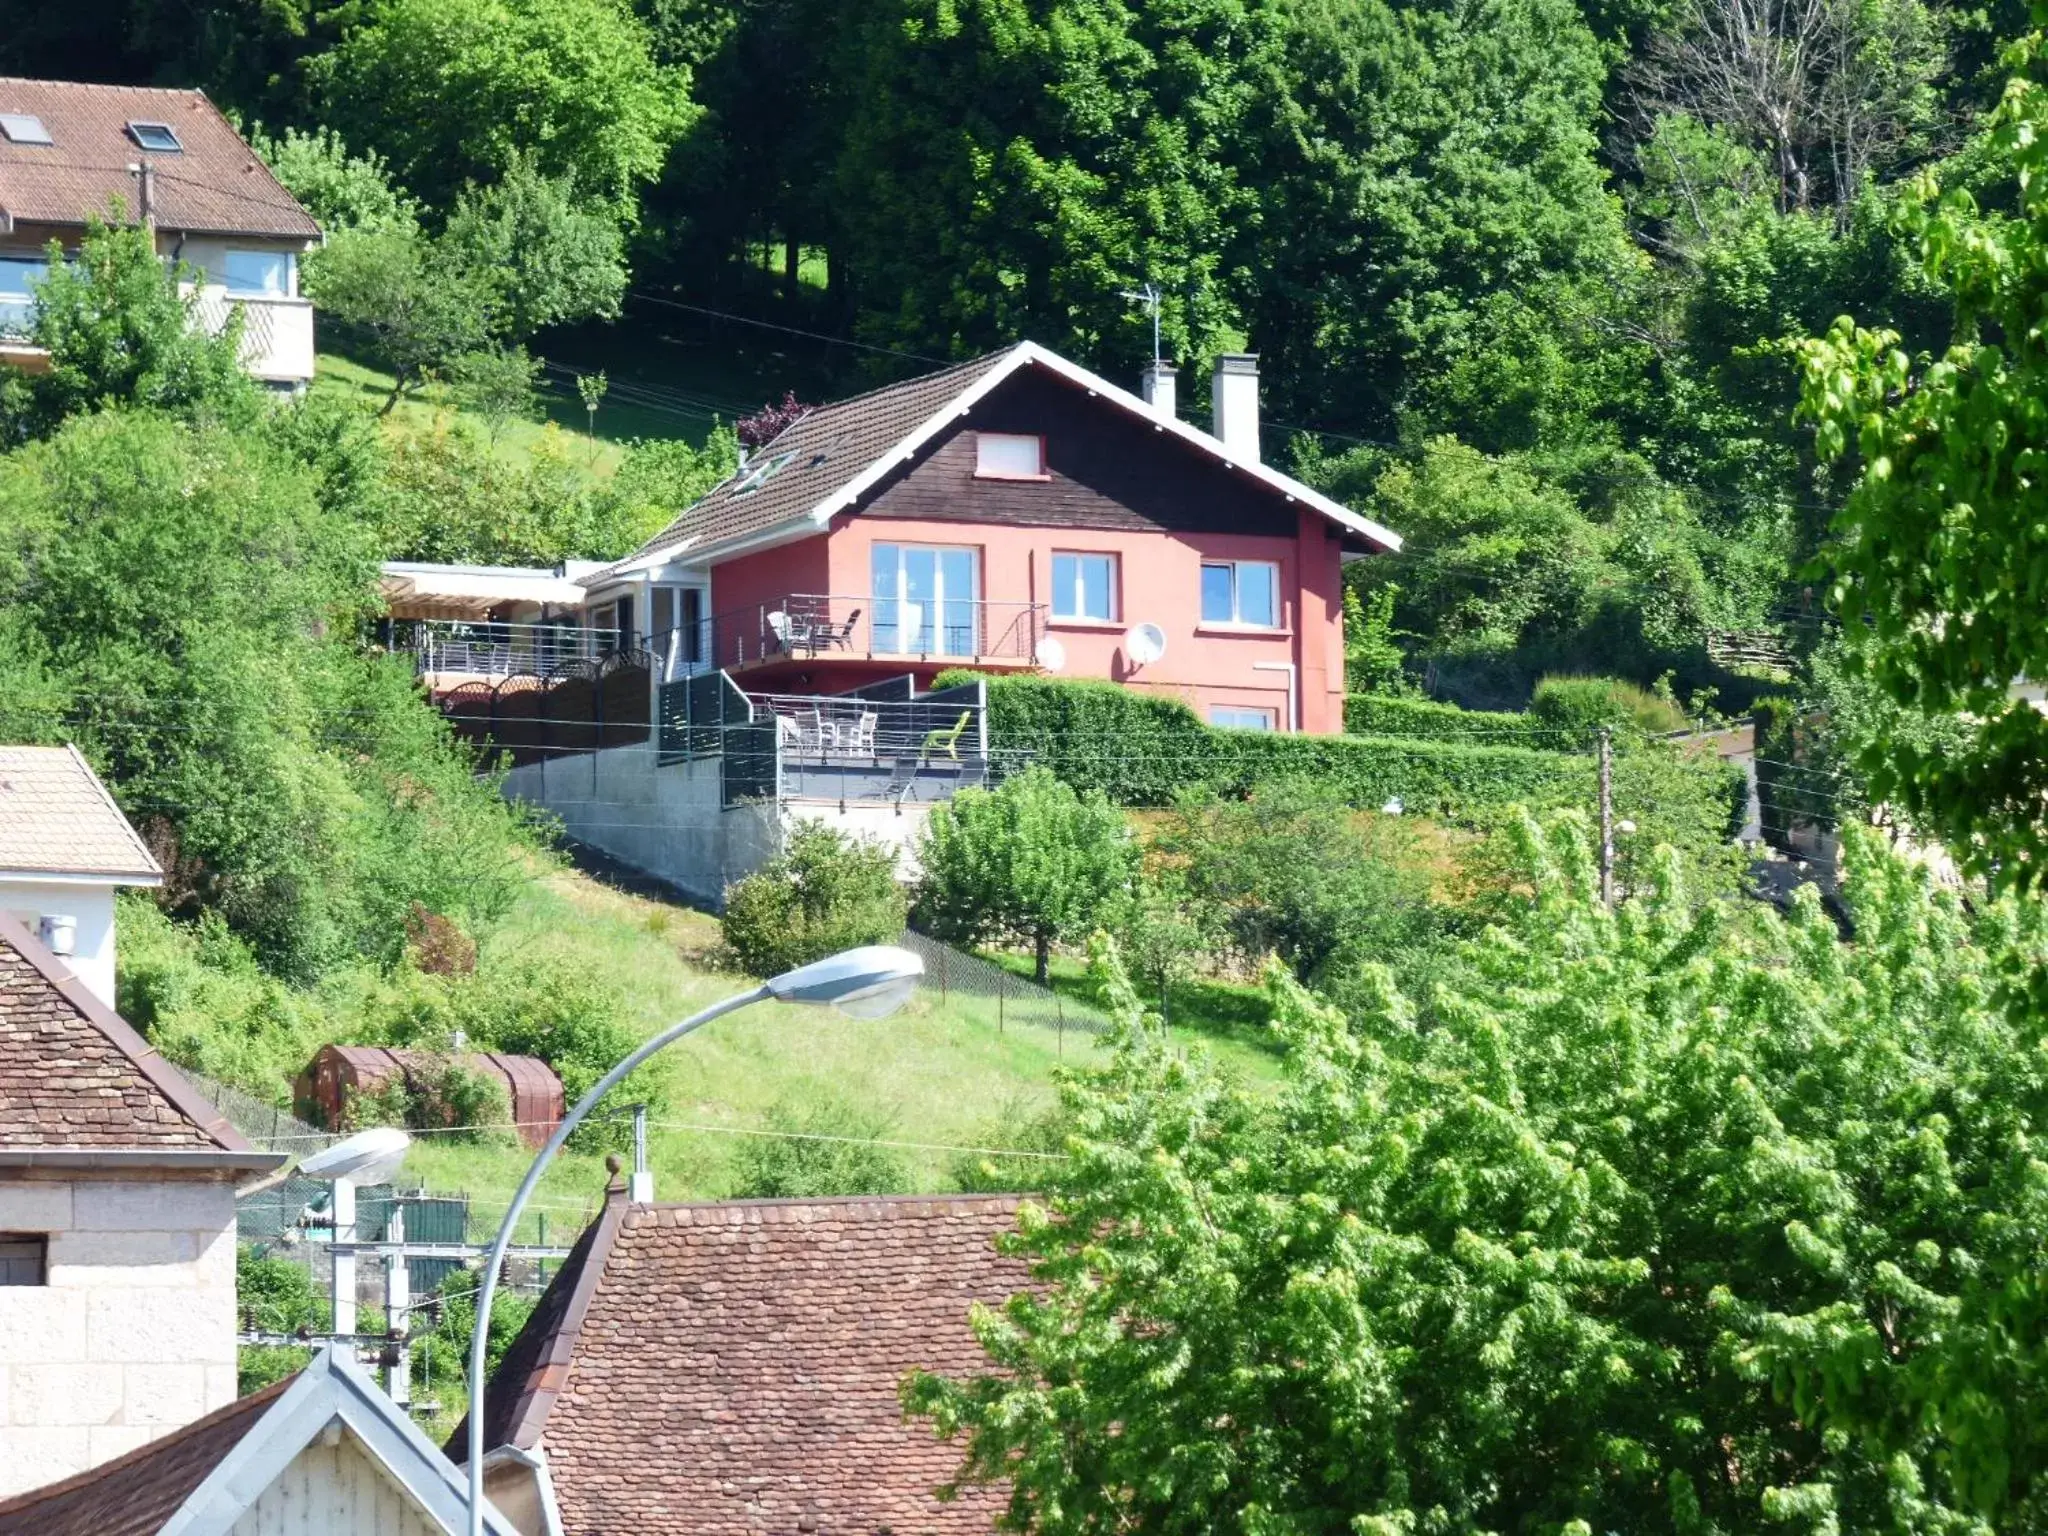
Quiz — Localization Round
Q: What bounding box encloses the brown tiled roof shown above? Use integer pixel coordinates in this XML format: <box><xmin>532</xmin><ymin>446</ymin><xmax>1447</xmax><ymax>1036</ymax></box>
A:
<box><xmin>0</xmin><ymin>913</ymin><xmax>249</xmax><ymax>1150</ymax></box>
<box><xmin>0</xmin><ymin>743</ymin><xmax>162</xmax><ymax>880</ymax></box>
<box><xmin>0</xmin><ymin>1372</ymin><xmax>290</xmax><ymax>1536</ymax></box>
<box><xmin>600</xmin><ymin>349</ymin><xmax>1016</xmax><ymax>573</ymax></box>
<box><xmin>0</xmin><ymin>77</ymin><xmax>319</xmax><ymax>239</ymax></box>
<box><xmin>461</xmin><ymin>1192</ymin><xmax>1028</xmax><ymax>1536</ymax></box>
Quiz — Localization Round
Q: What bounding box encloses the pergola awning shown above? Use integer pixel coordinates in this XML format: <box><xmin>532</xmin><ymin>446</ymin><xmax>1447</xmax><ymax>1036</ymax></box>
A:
<box><xmin>379</xmin><ymin>561</ymin><xmax>588</xmax><ymax>621</ymax></box>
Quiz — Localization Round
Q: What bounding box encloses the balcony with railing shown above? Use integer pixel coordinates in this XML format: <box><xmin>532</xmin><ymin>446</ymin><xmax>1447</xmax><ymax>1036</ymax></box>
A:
<box><xmin>395</xmin><ymin>619</ymin><xmax>627</xmax><ymax>679</ymax></box>
<box><xmin>659</xmin><ymin>672</ymin><xmax>996</xmax><ymax>806</ymax></box>
<box><xmin>190</xmin><ymin>287</ymin><xmax>316</xmax><ymax>385</ymax></box>
<box><xmin>712</xmin><ymin>594</ymin><xmax>1045</xmax><ymax>673</ymax></box>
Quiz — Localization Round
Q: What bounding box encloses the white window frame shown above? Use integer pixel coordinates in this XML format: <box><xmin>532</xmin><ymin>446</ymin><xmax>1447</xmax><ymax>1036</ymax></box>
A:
<box><xmin>872</xmin><ymin>541</ymin><xmax>982</xmax><ymax>656</ymax></box>
<box><xmin>1051</xmin><ymin>551</ymin><xmax>1118</xmax><ymax>623</ymax></box>
<box><xmin>974</xmin><ymin>432</ymin><xmax>1048</xmax><ymax>480</ymax></box>
<box><xmin>1209</xmin><ymin>706</ymin><xmax>1277</xmax><ymax>731</ymax></box>
<box><xmin>1200</xmin><ymin>559</ymin><xmax>1282</xmax><ymax>628</ymax></box>
<box><xmin>0</xmin><ymin>257</ymin><xmax>47</xmax><ymax>336</ymax></box>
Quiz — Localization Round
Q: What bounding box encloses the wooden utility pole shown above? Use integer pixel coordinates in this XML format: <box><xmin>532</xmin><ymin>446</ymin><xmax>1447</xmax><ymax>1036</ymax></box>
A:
<box><xmin>1598</xmin><ymin>726</ymin><xmax>1615</xmax><ymax>907</ymax></box>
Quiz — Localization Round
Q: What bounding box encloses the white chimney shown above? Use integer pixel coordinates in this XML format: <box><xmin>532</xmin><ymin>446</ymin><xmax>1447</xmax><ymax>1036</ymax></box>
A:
<box><xmin>1140</xmin><ymin>361</ymin><xmax>1178</xmax><ymax>421</ymax></box>
<box><xmin>1211</xmin><ymin>353</ymin><xmax>1259</xmax><ymax>464</ymax></box>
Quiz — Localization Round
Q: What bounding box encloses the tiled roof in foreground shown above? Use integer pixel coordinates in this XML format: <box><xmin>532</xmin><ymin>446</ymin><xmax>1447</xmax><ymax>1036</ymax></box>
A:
<box><xmin>461</xmin><ymin>1192</ymin><xmax>1028</xmax><ymax>1536</ymax></box>
<box><xmin>0</xmin><ymin>913</ymin><xmax>248</xmax><ymax>1151</ymax></box>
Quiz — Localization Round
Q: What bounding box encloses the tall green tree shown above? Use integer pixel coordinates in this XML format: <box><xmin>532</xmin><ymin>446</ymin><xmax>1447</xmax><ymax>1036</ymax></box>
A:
<box><xmin>833</xmin><ymin>0</ymin><xmax>1282</xmax><ymax>367</ymax></box>
<box><xmin>915</xmin><ymin>765</ymin><xmax>1136</xmax><ymax>982</ymax></box>
<box><xmin>1797</xmin><ymin>26</ymin><xmax>2048</xmax><ymax>885</ymax></box>
<box><xmin>908</xmin><ymin>819</ymin><xmax>2048</xmax><ymax>1532</ymax></box>
<box><xmin>443</xmin><ymin>155</ymin><xmax>629</xmax><ymax>337</ymax></box>
<box><xmin>1240</xmin><ymin>0</ymin><xmax>1628</xmax><ymax>441</ymax></box>
<box><xmin>307</xmin><ymin>0</ymin><xmax>692</xmax><ymax>221</ymax></box>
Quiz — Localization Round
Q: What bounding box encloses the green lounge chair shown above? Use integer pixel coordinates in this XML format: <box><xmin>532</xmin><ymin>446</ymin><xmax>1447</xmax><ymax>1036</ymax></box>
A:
<box><xmin>919</xmin><ymin>710</ymin><xmax>973</xmax><ymax>761</ymax></box>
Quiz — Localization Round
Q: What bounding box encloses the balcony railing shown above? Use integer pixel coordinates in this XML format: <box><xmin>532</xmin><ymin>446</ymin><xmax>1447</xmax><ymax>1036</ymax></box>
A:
<box><xmin>190</xmin><ymin>288</ymin><xmax>316</xmax><ymax>383</ymax></box>
<box><xmin>713</xmin><ymin>594</ymin><xmax>1045</xmax><ymax>671</ymax></box>
<box><xmin>397</xmin><ymin>619</ymin><xmax>624</xmax><ymax>677</ymax></box>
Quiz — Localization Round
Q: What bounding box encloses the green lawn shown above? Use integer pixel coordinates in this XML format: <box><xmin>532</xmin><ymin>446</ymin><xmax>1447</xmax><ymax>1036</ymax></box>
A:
<box><xmin>391</xmin><ymin>862</ymin><xmax>1280</xmax><ymax>1232</ymax></box>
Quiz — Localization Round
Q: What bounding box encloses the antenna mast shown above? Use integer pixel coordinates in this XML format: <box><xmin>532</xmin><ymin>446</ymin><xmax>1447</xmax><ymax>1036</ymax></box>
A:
<box><xmin>1120</xmin><ymin>281</ymin><xmax>1163</xmax><ymax>367</ymax></box>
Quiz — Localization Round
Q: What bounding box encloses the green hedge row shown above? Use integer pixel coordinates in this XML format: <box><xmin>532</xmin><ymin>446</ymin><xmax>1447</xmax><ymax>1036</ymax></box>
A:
<box><xmin>1343</xmin><ymin>693</ymin><xmax>1586</xmax><ymax>751</ymax></box>
<box><xmin>943</xmin><ymin>674</ymin><xmax>1745</xmax><ymax>851</ymax></box>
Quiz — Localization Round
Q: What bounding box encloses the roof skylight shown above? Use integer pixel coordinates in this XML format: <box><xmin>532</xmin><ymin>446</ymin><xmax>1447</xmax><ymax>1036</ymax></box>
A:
<box><xmin>0</xmin><ymin>114</ymin><xmax>52</xmax><ymax>146</ymax></box>
<box><xmin>125</xmin><ymin>121</ymin><xmax>183</xmax><ymax>153</ymax></box>
<box><xmin>732</xmin><ymin>451</ymin><xmax>797</xmax><ymax>496</ymax></box>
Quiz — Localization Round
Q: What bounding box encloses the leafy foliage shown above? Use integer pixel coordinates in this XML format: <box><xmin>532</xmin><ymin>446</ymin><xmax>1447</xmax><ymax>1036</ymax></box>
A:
<box><xmin>915</xmin><ymin>765</ymin><xmax>1137</xmax><ymax>983</ymax></box>
<box><xmin>0</xmin><ymin>409</ymin><xmax>534</xmax><ymax>982</ymax></box>
<box><xmin>1160</xmin><ymin>780</ymin><xmax>1444</xmax><ymax>990</ymax></box>
<box><xmin>0</xmin><ymin>218</ymin><xmax>257</xmax><ymax>441</ymax></box>
<box><xmin>443</xmin><ymin>154</ymin><xmax>630</xmax><ymax>338</ymax></box>
<box><xmin>720</xmin><ymin>823</ymin><xmax>908</xmax><ymax>977</ymax></box>
<box><xmin>946</xmin><ymin>675</ymin><xmax>1744</xmax><ymax>865</ymax></box>
<box><xmin>1797</xmin><ymin>31</ymin><xmax>2048</xmax><ymax>884</ymax></box>
<box><xmin>907</xmin><ymin>821</ymin><xmax>2048</xmax><ymax>1532</ymax></box>
<box><xmin>307</xmin><ymin>0</ymin><xmax>693</xmax><ymax>221</ymax></box>
<box><xmin>726</xmin><ymin>1089</ymin><xmax>913</xmax><ymax>1198</ymax></box>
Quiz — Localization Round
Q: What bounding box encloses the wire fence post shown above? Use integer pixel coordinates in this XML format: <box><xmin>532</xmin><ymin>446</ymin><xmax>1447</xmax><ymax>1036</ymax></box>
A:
<box><xmin>998</xmin><ymin>977</ymin><xmax>1005</xmax><ymax>1036</ymax></box>
<box><xmin>1598</xmin><ymin>725</ymin><xmax>1615</xmax><ymax>908</ymax></box>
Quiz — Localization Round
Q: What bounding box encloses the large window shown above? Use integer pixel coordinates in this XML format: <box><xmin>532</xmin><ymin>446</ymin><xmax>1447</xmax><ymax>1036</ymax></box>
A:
<box><xmin>975</xmin><ymin>432</ymin><xmax>1046</xmax><ymax>479</ymax></box>
<box><xmin>0</xmin><ymin>257</ymin><xmax>47</xmax><ymax>338</ymax></box>
<box><xmin>873</xmin><ymin>542</ymin><xmax>980</xmax><ymax>656</ymax></box>
<box><xmin>1209</xmin><ymin>706</ymin><xmax>1276</xmax><ymax>731</ymax></box>
<box><xmin>224</xmin><ymin>249</ymin><xmax>293</xmax><ymax>297</ymax></box>
<box><xmin>1200</xmin><ymin>560</ymin><xmax>1280</xmax><ymax>628</ymax></box>
<box><xmin>1051</xmin><ymin>552</ymin><xmax>1117</xmax><ymax>622</ymax></box>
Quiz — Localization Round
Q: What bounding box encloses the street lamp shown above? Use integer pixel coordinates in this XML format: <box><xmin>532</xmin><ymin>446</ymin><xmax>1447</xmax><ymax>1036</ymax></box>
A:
<box><xmin>465</xmin><ymin>945</ymin><xmax>924</xmax><ymax>1535</ymax></box>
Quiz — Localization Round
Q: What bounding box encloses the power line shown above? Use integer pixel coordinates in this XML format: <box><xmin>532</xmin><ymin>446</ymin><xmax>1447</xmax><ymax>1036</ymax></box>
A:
<box><xmin>627</xmin><ymin>290</ymin><xmax>946</xmax><ymax>365</ymax></box>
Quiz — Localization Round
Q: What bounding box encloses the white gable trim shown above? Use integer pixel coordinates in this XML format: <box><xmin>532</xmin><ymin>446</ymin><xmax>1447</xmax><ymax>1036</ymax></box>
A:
<box><xmin>160</xmin><ymin>1347</ymin><xmax>520</xmax><ymax>1536</ymax></box>
<box><xmin>805</xmin><ymin>340</ymin><xmax>1403</xmax><ymax>552</ymax></box>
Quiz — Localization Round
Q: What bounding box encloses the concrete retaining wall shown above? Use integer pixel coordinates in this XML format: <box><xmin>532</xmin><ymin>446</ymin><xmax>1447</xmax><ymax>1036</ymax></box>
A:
<box><xmin>500</xmin><ymin>746</ymin><xmax>932</xmax><ymax>904</ymax></box>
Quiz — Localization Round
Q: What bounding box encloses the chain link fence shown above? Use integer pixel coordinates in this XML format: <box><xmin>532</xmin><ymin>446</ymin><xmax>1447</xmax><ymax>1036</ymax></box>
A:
<box><xmin>899</xmin><ymin>929</ymin><xmax>1114</xmax><ymax>1044</ymax></box>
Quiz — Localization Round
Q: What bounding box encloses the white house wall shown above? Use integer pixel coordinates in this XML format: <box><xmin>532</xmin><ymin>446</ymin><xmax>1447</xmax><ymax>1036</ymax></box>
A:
<box><xmin>0</xmin><ymin>879</ymin><xmax>117</xmax><ymax>1008</ymax></box>
<box><xmin>0</xmin><ymin>1173</ymin><xmax>240</xmax><ymax>1498</ymax></box>
<box><xmin>228</xmin><ymin>1428</ymin><xmax>450</xmax><ymax>1536</ymax></box>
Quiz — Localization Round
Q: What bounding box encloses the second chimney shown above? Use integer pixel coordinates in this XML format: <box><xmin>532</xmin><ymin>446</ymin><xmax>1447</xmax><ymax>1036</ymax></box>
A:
<box><xmin>1141</xmin><ymin>361</ymin><xmax>1178</xmax><ymax>422</ymax></box>
<box><xmin>1212</xmin><ymin>353</ymin><xmax>1259</xmax><ymax>463</ymax></box>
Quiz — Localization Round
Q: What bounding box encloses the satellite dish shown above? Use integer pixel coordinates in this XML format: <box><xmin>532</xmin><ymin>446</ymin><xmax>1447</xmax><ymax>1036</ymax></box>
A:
<box><xmin>298</xmin><ymin>1126</ymin><xmax>412</xmax><ymax>1185</ymax></box>
<box><xmin>1034</xmin><ymin>635</ymin><xmax>1067</xmax><ymax>672</ymax></box>
<box><xmin>1123</xmin><ymin>622</ymin><xmax>1167</xmax><ymax>667</ymax></box>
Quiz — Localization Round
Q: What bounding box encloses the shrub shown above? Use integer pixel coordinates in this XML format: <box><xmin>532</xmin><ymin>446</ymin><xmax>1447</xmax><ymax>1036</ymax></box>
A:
<box><xmin>1160</xmin><ymin>780</ymin><xmax>1443</xmax><ymax>990</ymax></box>
<box><xmin>914</xmin><ymin>765</ymin><xmax>1136</xmax><ymax>982</ymax></box>
<box><xmin>1344</xmin><ymin>693</ymin><xmax>1579</xmax><ymax>751</ymax></box>
<box><xmin>1531</xmin><ymin>673</ymin><xmax>1690</xmax><ymax>738</ymax></box>
<box><xmin>939</xmin><ymin>673</ymin><xmax>1744</xmax><ymax>890</ymax></box>
<box><xmin>721</xmin><ymin>823</ymin><xmax>907</xmax><ymax>977</ymax></box>
<box><xmin>727</xmin><ymin>1090</ymin><xmax>912</xmax><ymax>1198</ymax></box>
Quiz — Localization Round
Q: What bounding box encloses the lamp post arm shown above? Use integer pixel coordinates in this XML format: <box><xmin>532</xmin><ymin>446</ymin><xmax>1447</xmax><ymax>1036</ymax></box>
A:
<box><xmin>466</xmin><ymin>983</ymin><xmax>772</xmax><ymax>1536</ymax></box>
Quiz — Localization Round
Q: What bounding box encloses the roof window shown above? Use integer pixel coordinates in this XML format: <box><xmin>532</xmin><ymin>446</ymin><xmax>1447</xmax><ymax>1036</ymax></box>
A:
<box><xmin>126</xmin><ymin>121</ymin><xmax>183</xmax><ymax>153</ymax></box>
<box><xmin>732</xmin><ymin>450</ymin><xmax>797</xmax><ymax>496</ymax></box>
<box><xmin>0</xmin><ymin>113</ymin><xmax>52</xmax><ymax>146</ymax></box>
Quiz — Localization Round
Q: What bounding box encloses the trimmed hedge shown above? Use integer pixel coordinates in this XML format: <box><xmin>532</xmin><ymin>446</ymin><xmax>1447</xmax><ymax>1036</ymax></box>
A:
<box><xmin>943</xmin><ymin>673</ymin><xmax>1746</xmax><ymax>852</ymax></box>
<box><xmin>1344</xmin><ymin>693</ymin><xmax>1584</xmax><ymax>751</ymax></box>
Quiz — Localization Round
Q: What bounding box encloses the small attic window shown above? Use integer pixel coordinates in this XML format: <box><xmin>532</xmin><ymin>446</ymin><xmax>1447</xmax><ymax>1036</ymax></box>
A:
<box><xmin>126</xmin><ymin>121</ymin><xmax>183</xmax><ymax>153</ymax></box>
<box><xmin>0</xmin><ymin>114</ymin><xmax>52</xmax><ymax>146</ymax></box>
<box><xmin>0</xmin><ymin>1235</ymin><xmax>46</xmax><ymax>1286</ymax></box>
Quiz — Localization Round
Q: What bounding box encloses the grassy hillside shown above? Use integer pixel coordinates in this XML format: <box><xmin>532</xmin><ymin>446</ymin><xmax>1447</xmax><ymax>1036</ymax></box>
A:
<box><xmin>366</xmin><ymin>862</ymin><xmax>1280</xmax><ymax>1225</ymax></box>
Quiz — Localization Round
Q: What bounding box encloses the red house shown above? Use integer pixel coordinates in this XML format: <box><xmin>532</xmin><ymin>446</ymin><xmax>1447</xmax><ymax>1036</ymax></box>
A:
<box><xmin>385</xmin><ymin>342</ymin><xmax>1399</xmax><ymax>735</ymax></box>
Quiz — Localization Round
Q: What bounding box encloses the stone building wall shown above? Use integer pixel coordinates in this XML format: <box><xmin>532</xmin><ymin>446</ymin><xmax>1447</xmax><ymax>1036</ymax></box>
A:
<box><xmin>0</xmin><ymin>1173</ymin><xmax>240</xmax><ymax>1498</ymax></box>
